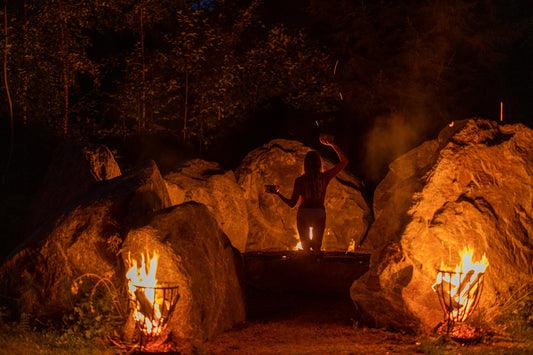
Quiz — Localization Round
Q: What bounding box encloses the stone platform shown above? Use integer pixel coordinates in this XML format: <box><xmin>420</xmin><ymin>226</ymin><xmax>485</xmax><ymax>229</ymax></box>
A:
<box><xmin>243</xmin><ymin>251</ymin><xmax>370</xmax><ymax>321</ymax></box>
<box><xmin>244</xmin><ymin>251</ymin><xmax>370</xmax><ymax>294</ymax></box>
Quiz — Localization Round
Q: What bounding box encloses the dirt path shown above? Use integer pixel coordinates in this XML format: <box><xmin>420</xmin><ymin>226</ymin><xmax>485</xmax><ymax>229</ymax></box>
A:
<box><xmin>203</xmin><ymin>317</ymin><xmax>524</xmax><ymax>355</ymax></box>
<box><xmin>202</xmin><ymin>290</ymin><xmax>527</xmax><ymax>354</ymax></box>
<box><xmin>204</xmin><ymin>318</ymin><xmax>419</xmax><ymax>354</ymax></box>
<box><xmin>203</xmin><ymin>289</ymin><xmax>420</xmax><ymax>354</ymax></box>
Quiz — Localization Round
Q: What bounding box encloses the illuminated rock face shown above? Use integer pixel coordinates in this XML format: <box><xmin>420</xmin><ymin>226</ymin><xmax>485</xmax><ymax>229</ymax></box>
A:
<box><xmin>165</xmin><ymin>159</ymin><xmax>248</xmax><ymax>253</ymax></box>
<box><xmin>122</xmin><ymin>202</ymin><xmax>246</xmax><ymax>345</ymax></box>
<box><xmin>0</xmin><ymin>160</ymin><xmax>171</xmax><ymax>316</ymax></box>
<box><xmin>236</xmin><ymin>139</ymin><xmax>372</xmax><ymax>252</ymax></box>
<box><xmin>351</xmin><ymin>119</ymin><xmax>533</xmax><ymax>332</ymax></box>
<box><xmin>1</xmin><ymin>156</ymin><xmax>245</xmax><ymax>346</ymax></box>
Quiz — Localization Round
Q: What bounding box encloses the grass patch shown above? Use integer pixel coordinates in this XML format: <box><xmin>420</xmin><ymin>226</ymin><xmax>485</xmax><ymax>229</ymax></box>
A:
<box><xmin>415</xmin><ymin>284</ymin><xmax>533</xmax><ymax>355</ymax></box>
<box><xmin>0</xmin><ymin>322</ymin><xmax>117</xmax><ymax>355</ymax></box>
<box><xmin>0</xmin><ymin>273</ymin><xmax>128</xmax><ymax>354</ymax></box>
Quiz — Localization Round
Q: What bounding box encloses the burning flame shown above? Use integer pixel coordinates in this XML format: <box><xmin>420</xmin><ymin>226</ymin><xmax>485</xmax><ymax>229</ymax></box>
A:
<box><xmin>126</xmin><ymin>252</ymin><xmax>165</xmax><ymax>336</ymax></box>
<box><xmin>295</xmin><ymin>227</ymin><xmax>313</xmax><ymax>251</ymax></box>
<box><xmin>433</xmin><ymin>247</ymin><xmax>488</xmax><ymax>321</ymax></box>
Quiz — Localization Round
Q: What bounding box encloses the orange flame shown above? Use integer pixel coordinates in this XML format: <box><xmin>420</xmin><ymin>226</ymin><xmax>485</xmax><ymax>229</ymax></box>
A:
<box><xmin>126</xmin><ymin>252</ymin><xmax>165</xmax><ymax>336</ymax></box>
<box><xmin>433</xmin><ymin>247</ymin><xmax>488</xmax><ymax>321</ymax></box>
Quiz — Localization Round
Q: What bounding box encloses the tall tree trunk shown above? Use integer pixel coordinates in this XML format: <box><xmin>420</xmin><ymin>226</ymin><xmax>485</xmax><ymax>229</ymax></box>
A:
<box><xmin>59</xmin><ymin>1</ymin><xmax>69</xmax><ymax>136</ymax></box>
<box><xmin>183</xmin><ymin>69</ymin><xmax>188</xmax><ymax>141</ymax></box>
<box><xmin>2</xmin><ymin>0</ymin><xmax>14</xmax><ymax>185</ymax></box>
<box><xmin>140</xmin><ymin>6</ymin><xmax>146</xmax><ymax>132</ymax></box>
<box><xmin>22</xmin><ymin>0</ymin><xmax>28</xmax><ymax>125</ymax></box>
<box><xmin>63</xmin><ymin>63</ymin><xmax>69</xmax><ymax>135</ymax></box>
<box><xmin>122</xmin><ymin>114</ymin><xmax>126</xmax><ymax>141</ymax></box>
<box><xmin>22</xmin><ymin>78</ymin><xmax>27</xmax><ymax>125</ymax></box>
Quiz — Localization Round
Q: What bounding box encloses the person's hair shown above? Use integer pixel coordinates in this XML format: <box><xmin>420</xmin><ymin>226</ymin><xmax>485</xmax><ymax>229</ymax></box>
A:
<box><xmin>304</xmin><ymin>151</ymin><xmax>322</xmax><ymax>175</ymax></box>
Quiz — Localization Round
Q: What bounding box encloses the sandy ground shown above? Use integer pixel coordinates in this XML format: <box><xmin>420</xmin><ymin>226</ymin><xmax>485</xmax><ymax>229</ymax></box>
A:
<box><xmin>202</xmin><ymin>290</ymin><xmax>526</xmax><ymax>355</ymax></box>
<box><xmin>204</xmin><ymin>317</ymin><xmax>420</xmax><ymax>354</ymax></box>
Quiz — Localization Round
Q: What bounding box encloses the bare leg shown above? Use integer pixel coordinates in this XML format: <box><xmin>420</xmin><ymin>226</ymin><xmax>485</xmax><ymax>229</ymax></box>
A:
<box><xmin>297</xmin><ymin>217</ymin><xmax>312</xmax><ymax>251</ymax></box>
<box><xmin>297</xmin><ymin>212</ymin><xmax>326</xmax><ymax>252</ymax></box>
<box><xmin>311</xmin><ymin>216</ymin><xmax>326</xmax><ymax>252</ymax></box>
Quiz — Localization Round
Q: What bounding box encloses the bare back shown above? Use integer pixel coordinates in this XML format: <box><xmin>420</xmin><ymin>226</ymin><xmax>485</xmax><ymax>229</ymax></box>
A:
<box><xmin>295</xmin><ymin>171</ymin><xmax>334</xmax><ymax>209</ymax></box>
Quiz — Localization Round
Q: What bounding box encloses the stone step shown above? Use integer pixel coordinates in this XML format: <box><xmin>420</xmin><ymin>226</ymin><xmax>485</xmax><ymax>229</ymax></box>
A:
<box><xmin>244</xmin><ymin>251</ymin><xmax>370</xmax><ymax>294</ymax></box>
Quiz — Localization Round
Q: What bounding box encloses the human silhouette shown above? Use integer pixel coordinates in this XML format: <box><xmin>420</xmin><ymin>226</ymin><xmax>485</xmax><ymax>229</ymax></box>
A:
<box><xmin>266</xmin><ymin>135</ymin><xmax>348</xmax><ymax>252</ymax></box>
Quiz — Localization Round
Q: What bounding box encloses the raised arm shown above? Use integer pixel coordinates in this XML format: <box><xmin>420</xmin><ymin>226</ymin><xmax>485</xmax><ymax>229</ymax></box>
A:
<box><xmin>320</xmin><ymin>136</ymin><xmax>349</xmax><ymax>180</ymax></box>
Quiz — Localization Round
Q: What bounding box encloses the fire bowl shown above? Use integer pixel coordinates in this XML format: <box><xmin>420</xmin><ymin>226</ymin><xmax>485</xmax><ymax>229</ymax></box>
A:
<box><xmin>129</xmin><ymin>284</ymin><xmax>179</xmax><ymax>351</ymax></box>
<box><xmin>434</xmin><ymin>269</ymin><xmax>485</xmax><ymax>334</ymax></box>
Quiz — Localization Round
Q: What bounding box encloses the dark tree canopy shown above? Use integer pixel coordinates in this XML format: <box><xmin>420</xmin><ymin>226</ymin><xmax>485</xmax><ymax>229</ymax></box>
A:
<box><xmin>0</xmin><ymin>0</ymin><xmax>531</xmax><ymax>181</ymax></box>
<box><xmin>0</xmin><ymin>0</ymin><xmax>531</xmax><ymax>262</ymax></box>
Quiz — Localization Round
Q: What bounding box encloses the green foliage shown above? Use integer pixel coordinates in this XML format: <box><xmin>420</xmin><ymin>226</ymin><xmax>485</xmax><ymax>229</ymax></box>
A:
<box><xmin>413</xmin><ymin>284</ymin><xmax>533</xmax><ymax>355</ymax></box>
<box><xmin>0</xmin><ymin>323</ymin><xmax>118</xmax><ymax>355</ymax></box>
<box><xmin>2</xmin><ymin>0</ymin><xmax>101</xmax><ymax>137</ymax></box>
<box><xmin>0</xmin><ymin>273</ymin><xmax>127</xmax><ymax>354</ymax></box>
<box><xmin>513</xmin><ymin>294</ymin><xmax>533</xmax><ymax>329</ymax></box>
<box><xmin>67</xmin><ymin>273</ymin><xmax>126</xmax><ymax>335</ymax></box>
<box><xmin>498</xmin><ymin>284</ymin><xmax>533</xmax><ymax>338</ymax></box>
<box><xmin>1</xmin><ymin>0</ymin><xmax>339</xmax><ymax>152</ymax></box>
<box><xmin>60</xmin><ymin>301</ymin><xmax>112</xmax><ymax>341</ymax></box>
<box><xmin>108</xmin><ymin>0</ymin><xmax>339</xmax><ymax>150</ymax></box>
<box><xmin>1</xmin><ymin>0</ymin><xmax>529</xmax><ymax>160</ymax></box>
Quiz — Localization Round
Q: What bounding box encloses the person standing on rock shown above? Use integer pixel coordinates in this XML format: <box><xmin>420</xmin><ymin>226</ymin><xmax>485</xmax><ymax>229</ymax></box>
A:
<box><xmin>266</xmin><ymin>135</ymin><xmax>348</xmax><ymax>253</ymax></box>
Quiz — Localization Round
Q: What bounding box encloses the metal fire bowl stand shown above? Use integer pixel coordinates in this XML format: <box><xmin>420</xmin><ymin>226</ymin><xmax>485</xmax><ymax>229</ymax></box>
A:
<box><xmin>130</xmin><ymin>284</ymin><xmax>179</xmax><ymax>351</ymax></box>
<box><xmin>435</xmin><ymin>269</ymin><xmax>485</xmax><ymax>335</ymax></box>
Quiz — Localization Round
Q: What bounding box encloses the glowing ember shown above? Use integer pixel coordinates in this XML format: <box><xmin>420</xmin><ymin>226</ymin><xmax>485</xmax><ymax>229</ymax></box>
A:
<box><xmin>126</xmin><ymin>252</ymin><xmax>165</xmax><ymax>336</ymax></box>
<box><xmin>433</xmin><ymin>247</ymin><xmax>489</xmax><ymax>323</ymax></box>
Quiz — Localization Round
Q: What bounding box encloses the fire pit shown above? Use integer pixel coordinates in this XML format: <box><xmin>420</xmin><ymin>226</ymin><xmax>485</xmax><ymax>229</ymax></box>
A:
<box><xmin>434</xmin><ymin>269</ymin><xmax>485</xmax><ymax>333</ymax></box>
<box><xmin>129</xmin><ymin>284</ymin><xmax>179</xmax><ymax>351</ymax></box>
<box><xmin>126</xmin><ymin>252</ymin><xmax>180</xmax><ymax>352</ymax></box>
<box><xmin>432</xmin><ymin>247</ymin><xmax>488</xmax><ymax>338</ymax></box>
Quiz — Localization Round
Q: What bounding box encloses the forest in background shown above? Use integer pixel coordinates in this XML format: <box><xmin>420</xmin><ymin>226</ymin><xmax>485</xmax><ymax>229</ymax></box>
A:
<box><xmin>0</xmin><ymin>0</ymin><xmax>531</xmax><ymax>255</ymax></box>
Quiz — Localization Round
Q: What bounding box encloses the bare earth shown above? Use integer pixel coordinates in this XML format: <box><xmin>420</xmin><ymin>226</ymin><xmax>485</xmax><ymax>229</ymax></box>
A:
<box><xmin>204</xmin><ymin>318</ymin><xmax>419</xmax><ymax>354</ymax></box>
<box><xmin>202</xmin><ymin>291</ymin><xmax>525</xmax><ymax>355</ymax></box>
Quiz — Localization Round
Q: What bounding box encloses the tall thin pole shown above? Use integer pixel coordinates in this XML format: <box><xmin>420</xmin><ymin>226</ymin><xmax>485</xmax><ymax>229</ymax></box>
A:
<box><xmin>3</xmin><ymin>0</ymin><xmax>14</xmax><ymax>185</ymax></box>
<box><xmin>140</xmin><ymin>6</ymin><xmax>146</xmax><ymax>132</ymax></box>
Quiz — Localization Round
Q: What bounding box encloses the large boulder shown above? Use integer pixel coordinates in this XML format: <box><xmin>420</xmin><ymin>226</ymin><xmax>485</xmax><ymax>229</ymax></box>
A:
<box><xmin>26</xmin><ymin>140</ymin><xmax>121</xmax><ymax>232</ymax></box>
<box><xmin>164</xmin><ymin>159</ymin><xmax>248</xmax><ymax>252</ymax></box>
<box><xmin>121</xmin><ymin>202</ymin><xmax>246</xmax><ymax>346</ymax></box>
<box><xmin>351</xmin><ymin>119</ymin><xmax>533</xmax><ymax>332</ymax></box>
<box><xmin>236</xmin><ymin>139</ymin><xmax>372</xmax><ymax>251</ymax></box>
<box><xmin>0</xmin><ymin>160</ymin><xmax>171</xmax><ymax>316</ymax></box>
